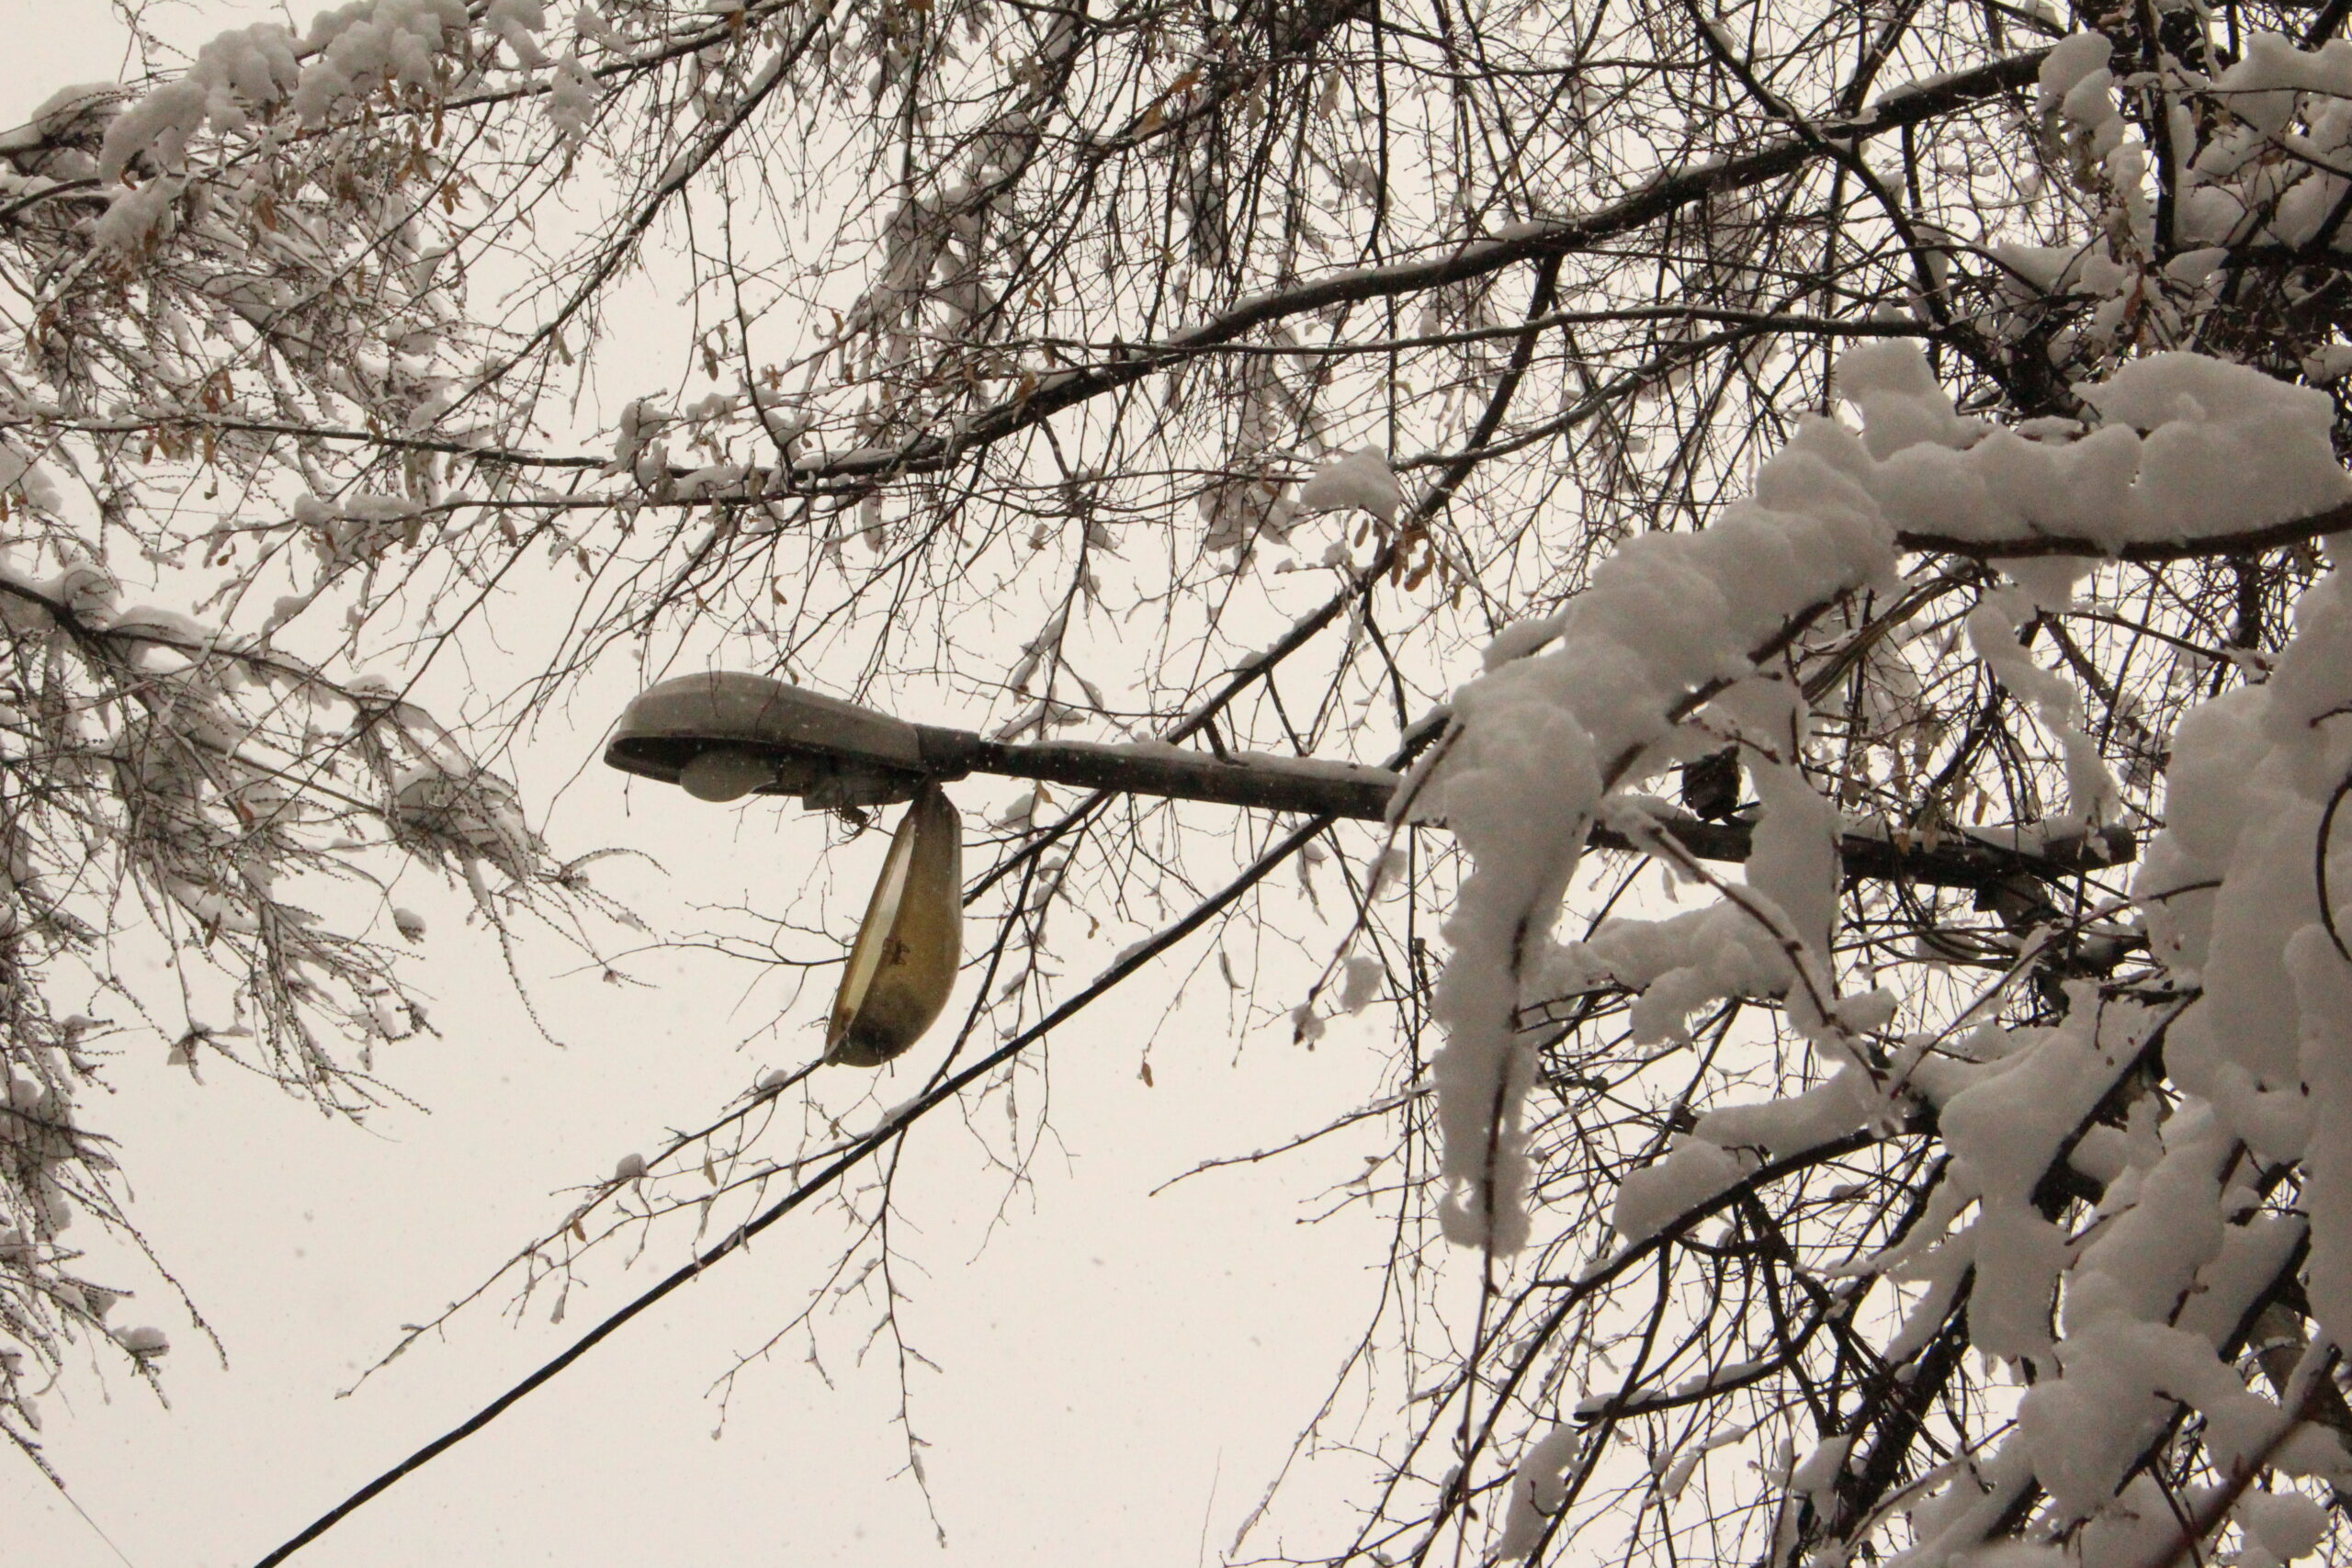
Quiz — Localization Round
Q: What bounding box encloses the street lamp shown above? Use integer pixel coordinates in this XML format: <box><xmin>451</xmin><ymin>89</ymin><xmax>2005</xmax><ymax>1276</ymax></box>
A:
<box><xmin>604</xmin><ymin>671</ymin><xmax>1401</xmax><ymax>818</ymax></box>
<box><xmin>606</xmin><ymin>672</ymin><xmax>2138</xmax><ymax>1064</ymax></box>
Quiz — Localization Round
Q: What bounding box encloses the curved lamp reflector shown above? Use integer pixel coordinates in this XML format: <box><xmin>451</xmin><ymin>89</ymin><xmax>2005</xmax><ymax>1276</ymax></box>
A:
<box><xmin>826</xmin><ymin>784</ymin><xmax>963</xmax><ymax>1066</ymax></box>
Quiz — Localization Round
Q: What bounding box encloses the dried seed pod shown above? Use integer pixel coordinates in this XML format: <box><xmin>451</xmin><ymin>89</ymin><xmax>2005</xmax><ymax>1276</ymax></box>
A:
<box><xmin>825</xmin><ymin>784</ymin><xmax>962</xmax><ymax>1066</ymax></box>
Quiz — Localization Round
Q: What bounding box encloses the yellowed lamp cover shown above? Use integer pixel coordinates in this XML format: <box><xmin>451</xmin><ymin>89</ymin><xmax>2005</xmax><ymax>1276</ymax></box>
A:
<box><xmin>825</xmin><ymin>784</ymin><xmax>963</xmax><ymax>1066</ymax></box>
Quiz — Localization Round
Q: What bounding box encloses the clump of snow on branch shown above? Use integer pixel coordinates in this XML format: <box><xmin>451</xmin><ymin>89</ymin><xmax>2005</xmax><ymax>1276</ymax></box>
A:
<box><xmin>1498</xmin><ymin>1425</ymin><xmax>1584</xmax><ymax>1559</ymax></box>
<box><xmin>2142</xmin><ymin>560</ymin><xmax>2352</xmax><ymax>1348</ymax></box>
<box><xmin>1295</xmin><ymin>448</ymin><xmax>1403</xmax><ymax>527</ymax></box>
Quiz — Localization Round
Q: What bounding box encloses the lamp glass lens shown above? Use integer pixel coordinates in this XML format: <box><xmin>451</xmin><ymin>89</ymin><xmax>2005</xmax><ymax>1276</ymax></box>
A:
<box><xmin>678</xmin><ymin>748</ymin><xmax>775</xmax><ymax>802</ymax></box>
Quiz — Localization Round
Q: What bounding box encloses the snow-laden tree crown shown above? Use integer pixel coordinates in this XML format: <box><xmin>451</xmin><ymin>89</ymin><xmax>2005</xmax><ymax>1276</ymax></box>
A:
<box><xmin>9</xmin><ymin>1</ymin><xmax>2352</xmax><ymax>1564</ymax></box>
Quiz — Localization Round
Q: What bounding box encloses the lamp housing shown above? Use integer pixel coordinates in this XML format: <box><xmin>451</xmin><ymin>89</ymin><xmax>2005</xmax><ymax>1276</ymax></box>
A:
<box><xmin>605</xmin><ymin>671</ymin><xmax>936</xmax><ymax>808</ymax></box>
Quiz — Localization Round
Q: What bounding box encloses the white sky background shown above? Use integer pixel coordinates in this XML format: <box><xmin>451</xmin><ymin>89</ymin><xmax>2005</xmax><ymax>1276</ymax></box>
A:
<box><xmin>0</xmin><ymin>6</ymin><xmax>1430</xmax><ymax>1563</ymax></box>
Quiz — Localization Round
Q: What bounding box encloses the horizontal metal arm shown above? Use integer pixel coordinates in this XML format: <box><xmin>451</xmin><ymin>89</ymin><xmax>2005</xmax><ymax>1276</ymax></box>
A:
<box><xmin>922</xmin><ymin>729</ymin><xmax>1401</xmax><ymax>818</ymax></box>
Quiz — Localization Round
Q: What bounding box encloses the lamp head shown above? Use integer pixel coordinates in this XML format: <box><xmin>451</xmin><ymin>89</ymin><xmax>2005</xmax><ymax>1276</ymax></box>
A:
<box><xmin>605</xmin><ymin>672</ymin><xmax>933</xmax><ymax>808</ymax></box>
